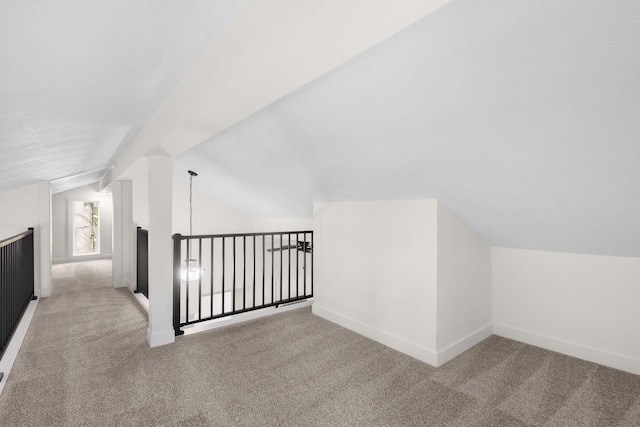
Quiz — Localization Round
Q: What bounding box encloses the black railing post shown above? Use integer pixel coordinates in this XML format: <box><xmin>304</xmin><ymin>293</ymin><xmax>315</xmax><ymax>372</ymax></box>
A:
<box><xmin>27</xmin><ymin>228</ymin><xmax>36</xmax><ymax>301</ymax></box>
<box><xmin>253</xmin><ymin>235</ymin><xmax>256</xmax><ymax>308</ymax></box>
<box><xmin>135</xmin><ymin>227</ymin><xmax>142</xmax><ymax>294</ymax></box>
<box><xmin>311</xmin><ymin>231</ymin><xmax>314</xmax><ymax>297</ymax></box>
<box><xmin>271</xmin><ymin>234</ymin><xmax>274</xmax><ymax>304</ymax></box>
<box><xmin>210</xmin><ymin>238</ymin><xmax>214</xmax><ymax>318</ymax></box>
<box><xmin>232</xmin><ymin>237</ymin><xmax>236</xmax><ymax>312</ymax></box>
<box><xmin>242</xmin><ymin>235</ymin><xmax>246</xmax><ymax>310</ymax></box>
<box><xmin>222</xmin><ymin>237</ymin><xmax>226</xmax><ymax>315</ymax></box>
<box><xmin>288</xmin><ymin>233</ymin><xmax>292</xmax><ymax>301</ymax></box>
<box><xmin>198</xmin><ymin>238</ymin><xmax>202</xmax><ymax>321</ymax></box>
<box><xmin>303</xmin><ymin>232</ymin><xmax>307</xmax><ymax>296</ymax></box>
<box><xmin>262</xmin><ymin>235</ymin><xmax>265</xmax><ymax>306</ymax></box>
<box><xmin>279</xmin><ymin>233</ymin><xmax>283</xmax><ymax>306</ymax></box>
<box><xmin>172</xmin><ymin>234</ymin><xmax>184</xmax><ymax>336</ymax></box>
<box><xmin>135</xmin><ymin>227</ymin><xmax>149</xmax><ymax>298</ymax></box>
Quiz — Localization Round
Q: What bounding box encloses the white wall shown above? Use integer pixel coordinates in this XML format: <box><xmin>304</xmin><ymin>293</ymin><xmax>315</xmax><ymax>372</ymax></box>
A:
<box><xmin>172</xmin><ymin>181</ymin><xmax>257</xmax><ymax>235</ymax></box>
<box><xmin>0</xmin><ymin>181</ymin><xmax>51</xmax><ymax>297</ymax></box>
<box><xmin>0</xmin><ymin>182</ymin><xmax>40</xmax><ymax>239</ymax></box>
<box><xmin>133</xmin><ymin>173</ymin><xmax>239</xmax><ymax>228</ymax></box>
<box><xmin>132</xmin><ymin>173</ymin><xmax>149</xmax><ymax>229</ymax></box>
<box><xmin>51</xmin><ymin>184</ymin><xmax>113</xmax><ymax>263</ymax></box>
<box><xmin>133</xmin><ymin>174</ymin><xmax>313</xmax><ymax>234</ymax></box>
<box><xmin>436</xmin><ymin>202</ymin><xmax>492</xmax><ymax>365</ymax></box>
<box><xmin>312</xmin><ymin>200</ymin><xmax>439</xmax><ymax>365</ymax></box>
<box><xmin>246</xmin><ymin>216</ymin><xmax>314</xmax><ymax>234</ymax></box>
<box><xmin>493</xmin><ymin>247</ymin><xmax>640</xmax><ymax>375</ymax></box>
<box><xmin>172</xmin><ymin>182</ymin><xmax>313</xmax><ymax>235</ymax></box>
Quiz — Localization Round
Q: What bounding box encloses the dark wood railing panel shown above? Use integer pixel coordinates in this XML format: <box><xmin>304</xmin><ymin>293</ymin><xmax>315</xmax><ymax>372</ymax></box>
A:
<box><xmin>172</xmin><ymin>231</ymin><xmax>313</xmax><ymax>335</ymax></box>
<box><xmin>0</xmin><ymin>228</ymin><xmax>35</xmax><ymax>360</ymax></box>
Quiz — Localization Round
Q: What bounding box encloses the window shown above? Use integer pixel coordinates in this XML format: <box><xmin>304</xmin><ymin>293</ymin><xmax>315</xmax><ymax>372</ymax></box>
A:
<box><xmin>73</xmin><ymin>201</ymin><xmax>100</xmax><ymax>256</ymax></box>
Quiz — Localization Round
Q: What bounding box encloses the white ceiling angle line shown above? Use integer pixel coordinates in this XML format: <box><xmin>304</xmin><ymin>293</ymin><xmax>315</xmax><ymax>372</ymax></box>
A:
<box><xmin>50</xmin><ymin>168</ymin><xmax>112</xmax><ymax>194</ymax></box>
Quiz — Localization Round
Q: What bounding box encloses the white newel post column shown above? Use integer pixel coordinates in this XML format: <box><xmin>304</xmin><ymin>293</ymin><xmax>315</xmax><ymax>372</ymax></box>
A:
<box><xmin>112</xmin><ymin>181</ymin><xmax>124</xmax><ymax>288</ymax></box>
<box><xmin>38</xmin><ymin>181</ymin><xmax>52</xmax><ymax>298</ymax></box>
<box><xmin>112</xmin><ymin>180</ymin><xmax>134</xmax><ymax>289</ymax></box>
<box><xmin>147</xmin><ymin>152</ymin><xmax>175</xmax><ymax>347</ymax></box>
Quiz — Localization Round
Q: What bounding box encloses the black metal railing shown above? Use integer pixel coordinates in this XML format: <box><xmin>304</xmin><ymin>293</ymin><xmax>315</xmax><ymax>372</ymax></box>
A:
<box><xmin>135</xmin><ymin>227</ymin><xmax>148</xmax><ymax>299</ymax></box>
<box><xmin>0</xmin><ymin>228</ymin><xmax>36</xmax><ymax>360</ymax></box>
<box><xmin>172</xmin><ymin>231</ymin><xmax>313</xmax><ymax>335</ymax></box>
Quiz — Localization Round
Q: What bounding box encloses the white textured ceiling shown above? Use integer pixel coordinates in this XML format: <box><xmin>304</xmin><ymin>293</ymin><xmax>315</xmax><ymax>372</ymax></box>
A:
<box><xmin>177</xmin><ymin>0</ymin><xmax>640</xmax><ymax>257</ymax></box>
<box><xmin>2</xmin><ymin>0</ymin><xmax>638</xmax><ymax>257</ymax></box>
<box><xmin>0</xmin><ymin>0</ymin><xmax>245</xmax><ymax>193</ymax></box>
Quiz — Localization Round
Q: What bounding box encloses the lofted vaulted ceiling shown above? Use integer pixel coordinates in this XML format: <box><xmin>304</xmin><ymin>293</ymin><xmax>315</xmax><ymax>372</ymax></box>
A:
<box><xmin>176</xmin><ymin>0</ymin><xmax>640</xmax><ymax>257</ymax></box>
<box><xmin>1</xmin><ymin>0</ymin><xmax>639</xmax><ymax>257</ymax></box>
<box><xmin>0</xmin><ymin>0</ymin><xmax>245</xmax><ymax>193</ymax></box>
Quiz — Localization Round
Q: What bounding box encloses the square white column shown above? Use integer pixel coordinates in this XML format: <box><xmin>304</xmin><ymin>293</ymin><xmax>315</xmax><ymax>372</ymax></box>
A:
<box><xmin>147</xmin><ymin>153</ymin><xmax>175</xmax><ymax>347</ymax></box>
<box><xmin>112</xmin><ymin>180</ymin><xmax>134</xmax><ymax>290</ymax></box>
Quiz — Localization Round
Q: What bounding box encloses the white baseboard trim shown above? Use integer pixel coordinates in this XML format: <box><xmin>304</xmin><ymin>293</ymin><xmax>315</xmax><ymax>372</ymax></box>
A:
<box><xmin>181</xmin><ymin>299</ymin><xmax>313</xmax><ymax>336</ymax></box>
<box><xmin>0</xmin><ymin>298</ymin><xmax>39</xmax><ymax>397</ymax></box>
<box><xmin>312</xmin><ymin>304</ymin><xmax>438</xmax><ymax>366</ymax></box>
<box><xmin>53</xmin><ymin>254</ymin><xmax>113</xmax><ymax>264</ymax></box>
<box><xmin>493</xmin><ymin>323</ymin><xmax>640</xmax><ymax>376</ymax></box>
<box><xmin>114</xmin><ymin>278</ymin><xmax>135</xmax><ymax>290</ymax></box>
<box><xmin>147</xmin><ymin>327</ymin><xmax>175</xmax><ymax>347</ymax></box>
<box><xmin>131</xmin><ymin>289</ymin><xmax>149</xmax><ymax>314</ymax></box>
<box><xmin>437</xmin><ymin>323</ymin><xmax>493</xmax><ymax>366</ymax></box>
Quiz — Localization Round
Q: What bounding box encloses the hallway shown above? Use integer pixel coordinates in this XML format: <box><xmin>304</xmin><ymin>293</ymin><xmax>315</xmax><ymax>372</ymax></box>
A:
<box><xmin>52</xmin><ymin>259</ymin><xmax>113</xmax><ymax>293</ymax></box>
<box><xmin>0</xmin><ymin>260</ymin><xmax>149</xmax><ymax>424</ymax></box>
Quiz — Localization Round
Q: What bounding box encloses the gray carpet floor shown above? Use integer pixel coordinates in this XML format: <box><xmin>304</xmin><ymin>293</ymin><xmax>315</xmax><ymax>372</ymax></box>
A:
<box><xmin>0</xmin><ymin>260</ymin><xmax>639</xmax><ymax>426</ymax></box>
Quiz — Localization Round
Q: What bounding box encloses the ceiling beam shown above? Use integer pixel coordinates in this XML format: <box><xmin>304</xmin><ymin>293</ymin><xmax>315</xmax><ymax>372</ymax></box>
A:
<box><xmin>109</xmin><ymin>0</ymin><xmax>453</xmax><ymax>182</ymax></box>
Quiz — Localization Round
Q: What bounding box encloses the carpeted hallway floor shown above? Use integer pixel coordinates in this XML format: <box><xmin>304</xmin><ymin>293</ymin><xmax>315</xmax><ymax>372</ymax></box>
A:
<box><xmin>0</xmin><ymin>259</ymin><xmax>639</xmax><ymax>426</ymax></box>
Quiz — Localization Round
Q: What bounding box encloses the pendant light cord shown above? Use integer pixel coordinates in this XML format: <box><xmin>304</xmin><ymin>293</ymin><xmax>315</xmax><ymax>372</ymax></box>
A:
<box><xmin>187</xmin><ymin>170</ymin><xmax>198</xmax><ymax>259</ymax></box>
<box><xmin>189</xmin><ymin>173</ymin><xmax>193</xmax><ymax>236</ymax></box>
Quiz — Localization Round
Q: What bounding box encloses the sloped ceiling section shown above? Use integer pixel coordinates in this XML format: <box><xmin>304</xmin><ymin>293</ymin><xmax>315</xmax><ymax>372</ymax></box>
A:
<box><xmin>110</xmin><ymin>0</ymin><xmax>453</xmax><ymax>180</ymax></box>
<box><xmin>0</xmin><ymin>0</ymin><xmax>245</xmax><ymax>193</ymax></box>
<box><xmin>177</xmin><ymin>0</ymin><xmax>640</xmax><ymax>257</ymax></box>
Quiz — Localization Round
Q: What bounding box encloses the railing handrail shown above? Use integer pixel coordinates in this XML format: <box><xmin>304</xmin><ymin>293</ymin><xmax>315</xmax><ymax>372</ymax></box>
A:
<box><xmin>173</xmin><ymin>230</ymin><xmax>313</xmax><ymax>240</ymax></box>
<box><xmin>0</xmin><ymin>228</ymin><xmax>34</xmax><ymax>248</ymax></box>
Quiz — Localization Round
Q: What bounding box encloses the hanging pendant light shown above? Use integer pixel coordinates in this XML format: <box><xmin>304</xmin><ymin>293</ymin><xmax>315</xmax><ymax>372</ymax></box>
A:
<box><xmin>181</xmin><ymin>258</ymin><xmax>201</xmax><ymax>282</ymax></box>
<box><xmin>180</xmin><ymin>170</ymin><xmax>201</xmax><ymax>282</ymax></box>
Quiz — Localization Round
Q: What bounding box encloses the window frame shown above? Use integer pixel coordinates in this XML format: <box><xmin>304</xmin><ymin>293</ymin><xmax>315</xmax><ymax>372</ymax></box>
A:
<box><xmin>69</xmin><ymin>199</ymin><xmax>101</xmax><ymax>257</ymax></box>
